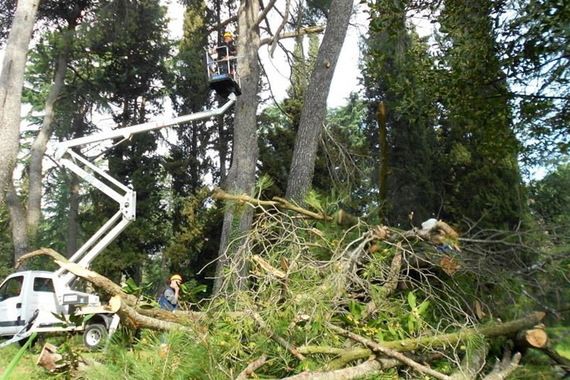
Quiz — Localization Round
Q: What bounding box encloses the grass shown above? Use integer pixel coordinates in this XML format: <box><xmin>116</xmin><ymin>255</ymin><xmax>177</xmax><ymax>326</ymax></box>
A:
<box><xmin>1</xmin><ymin>325</ymin><xmax>568</xmax><ymax>379</ymax></box>
<box><xmin>0</xmin><ymin>334</ymin><xmax>103</xmax><ymax>379</ymax></box>
<box><xmin>0</xmin><ymin>342</ymin><xmax>49</xmax><ymax>379</ymax></box>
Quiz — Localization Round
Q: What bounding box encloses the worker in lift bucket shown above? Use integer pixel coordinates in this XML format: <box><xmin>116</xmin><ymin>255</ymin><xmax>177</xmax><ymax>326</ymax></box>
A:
<box><xmin>158</xmin><ymin>274</ymin><xmax>182</xmax><ymax>311</ymax></box>
<box><xmin>219</xmin><ymin>31</ymin><xmax>237</xmax><ymax>76</ymax></box>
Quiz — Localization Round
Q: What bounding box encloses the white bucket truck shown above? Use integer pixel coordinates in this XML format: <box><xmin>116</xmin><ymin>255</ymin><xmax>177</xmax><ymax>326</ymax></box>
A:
<box><xmin>0</xmin><ymin>94</ymin><xmax>236</xmax><ymax>349</ymax></box>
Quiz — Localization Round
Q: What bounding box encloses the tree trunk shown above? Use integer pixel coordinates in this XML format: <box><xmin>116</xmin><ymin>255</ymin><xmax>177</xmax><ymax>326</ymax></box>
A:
<box><xmin>66</xmin><ymin>172</ymin><xmax>80</xmax><ymax>257</ymax></box>
<box><xmin>0</xmin><ymin>0</ymin><xmax>39</xmax><ymax>205</ymax></box>
<box><xmin>285</xmin><ymin>0</ymin><xmax>353</xmax><ymax>202</ymax></box>
<box><xmin>377</xmin><ymin>101</ymin><xmax>388</xmax><ymax>213</ymax></box>
<box><xmin>213</xmin><ymin>0</ymin><xmax>261</xmax><ymax>294</ymax></box>
<box><xmin>6</xmin><ymin>183</ymin><xmax>28</xmax><ymax>261</ymax></box>
<box><xmin>26</xmin><ymin>31</ymin><xmax>71</xmax><ymax>243</ymax></box>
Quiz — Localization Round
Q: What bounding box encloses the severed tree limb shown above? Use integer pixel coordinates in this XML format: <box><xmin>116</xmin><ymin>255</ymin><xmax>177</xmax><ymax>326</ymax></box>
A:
<box><xmin>212</xmin><ymin>188</ymin><xmax>331</xmax><ymax>221</ymax></box>
<box><xmin>327</xmin><ymin>323</ymin><xmax>452</xmax><ymax>380</ymax></box>
<box><xmin>235</xmin><ymin>354</ymin><xmax>268</xmax><ymax>380</ymax></box>
<box><xmin>18</xmin><ymin>248</ymin><xmax>138</xmax><ymax>304</ymax></box>
<box><xmin>296</xmin><ymin>312</ymin><xmax>546</xmax><ymax>375</ymax></box>
<box><xmin>251</xmin><ymin>255</ymin><xmax>287</xmax><ymax>279</ymax></box>
<box><xmin>299</xmin><ymin>311</ymin><xmax>547</xmax><ymax>368</ymax></box>
<box><xmin>112</xmin><ymin>297</ymin><xmax>191</xmax><ymax>333</ymax></box>
<box><xmin>325</xmin><ymin>348</ymin><xmax>377</xmax><ymax>371</ymax></box>
<box><xmin>280</xmin><ymin>358</ymin><xmax>396</xmax><ymax>380</ymax></box>
<box><xmin>16</xmin><ymin>247</ymin><xmax>68</xmax><ymax>267</ymax></box>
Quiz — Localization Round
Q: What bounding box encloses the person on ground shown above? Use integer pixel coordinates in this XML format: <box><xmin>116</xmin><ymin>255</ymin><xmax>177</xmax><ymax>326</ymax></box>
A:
<box><xmin>158</xmin><ymin>274</ymin><xmax>182</xmax><ymax>311</ymax></box>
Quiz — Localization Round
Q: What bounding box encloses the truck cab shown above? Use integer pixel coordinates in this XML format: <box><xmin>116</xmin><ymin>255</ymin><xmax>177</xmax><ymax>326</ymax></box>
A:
<box><xmin>0</xmin><ymin>271</ymin><xmax>112</xmax><ymax>348</ymax></box>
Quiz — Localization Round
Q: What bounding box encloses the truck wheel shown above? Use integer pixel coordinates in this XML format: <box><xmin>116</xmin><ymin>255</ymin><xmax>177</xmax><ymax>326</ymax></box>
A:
<box><xmin>83</xmin><ymin>324</ymin><xmax>107</xmax><ymax>350</ymax></box>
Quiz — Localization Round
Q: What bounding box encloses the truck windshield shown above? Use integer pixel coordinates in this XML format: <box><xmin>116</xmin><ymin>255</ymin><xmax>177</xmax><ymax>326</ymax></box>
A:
<box><xmin>0</xmin><ymin>276</ymin><xmax>23</xmax><ymax>300</ymax></box>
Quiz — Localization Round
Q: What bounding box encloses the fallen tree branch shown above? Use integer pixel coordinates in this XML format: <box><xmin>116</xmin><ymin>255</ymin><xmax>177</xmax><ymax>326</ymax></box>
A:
<box><xmin>235</xmin><ymin>354</ymin><xmax>268</xmax><ymax>380</ymax></box>
<box><xmin>299</xmin><ymin>312</ymin><xmax>546</xmax><ymax>367</ymax></box>
<box><xmin>251</xmin><ymin>255</ymin><xmax>287</xmax><ymax>279</ymax></box>
<box><xmin>327</xmin><ymin>323</ymin><xmax>452</xmax><ymax>380</ymax></box>
<box><xmin>279</xmin><ymin>358</ymin><xmax>397</xmax><ymax>380</ymax></box>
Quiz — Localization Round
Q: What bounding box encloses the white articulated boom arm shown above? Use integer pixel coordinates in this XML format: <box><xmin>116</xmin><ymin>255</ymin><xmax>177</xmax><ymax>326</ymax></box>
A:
<box><xmin>55</xmin><ymin>94</ymin><xmax>236</xmax><ymax>285</ymax></box>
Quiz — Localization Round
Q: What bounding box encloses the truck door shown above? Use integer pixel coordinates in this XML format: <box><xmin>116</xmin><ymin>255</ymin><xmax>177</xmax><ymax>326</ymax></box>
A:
<box><xmin>0</xmin><ymin>275</ymin><xmax>25</xmax><ymax>336</ymax></box>
<box><xmin>27</xmin><ymin>276</ymin><xmax>61</xmax><ymax>327</ymax></box>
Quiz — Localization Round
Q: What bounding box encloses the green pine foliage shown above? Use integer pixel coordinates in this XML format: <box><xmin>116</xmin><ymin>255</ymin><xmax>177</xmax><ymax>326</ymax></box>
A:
<box><xmin>435</xmin><ymin>0</ymin><xmax>528</xmax><ymax>230</ymax></box>
<box><xmin>363</xmin><ymin>0</ymin><xmax>441</xmax><ymax>226</ymax></box>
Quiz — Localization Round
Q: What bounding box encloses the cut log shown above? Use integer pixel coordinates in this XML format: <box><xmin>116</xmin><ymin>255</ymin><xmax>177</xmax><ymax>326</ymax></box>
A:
<box><xmin>516</xmin><ymin>327</ymin><xmax>548</xmax><ymax>349</ymax></box>
<box><xmin>36</xmin><ymin>343</ymin><xmax>65</xmax><ymax>372</ymax></box>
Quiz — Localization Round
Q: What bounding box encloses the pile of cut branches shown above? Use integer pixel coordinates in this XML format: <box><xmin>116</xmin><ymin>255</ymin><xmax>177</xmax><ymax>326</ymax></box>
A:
<box><xmin>21</xmin><ymin>189</ymin><xmax>569</xmax><ymax>379</ymax></box>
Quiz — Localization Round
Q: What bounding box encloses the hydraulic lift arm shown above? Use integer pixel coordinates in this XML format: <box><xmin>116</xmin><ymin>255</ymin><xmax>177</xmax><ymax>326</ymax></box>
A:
<box><xmin>54</xmin><ymin>94</ymin><xmax>236</xmax><ymax>284</ymax></box>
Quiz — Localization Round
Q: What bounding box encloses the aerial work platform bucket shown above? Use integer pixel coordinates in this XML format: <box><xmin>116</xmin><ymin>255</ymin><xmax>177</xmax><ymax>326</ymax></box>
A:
<box><xmin>206</xmin><ymin>46</ymin><xmax>241</xmax><ymax>98</ymax></box>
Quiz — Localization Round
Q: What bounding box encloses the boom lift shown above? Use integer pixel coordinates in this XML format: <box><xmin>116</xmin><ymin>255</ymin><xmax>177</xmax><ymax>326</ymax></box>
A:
<box><xmin>0</xmin><ymin>93</ymin><xmax>237</xmax><ymax>349</ymax></box>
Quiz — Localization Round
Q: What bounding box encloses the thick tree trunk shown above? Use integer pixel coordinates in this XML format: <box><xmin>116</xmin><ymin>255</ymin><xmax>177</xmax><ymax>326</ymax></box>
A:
<box><xmin>26</xmin><ymin>32</ymin><xmax>71</xmax><ymax>242</ymax></box>
<box><xmin>0</xmin><ymin>0</ymin><xmax>39</xmax><ymax>204</ymax></box>
<box><xmin>213</xmin><ymin>0</ymin><xmax>261</xmax><ymax>294</ymax></box>
<box><xmin>377</xmin><ymin>101</ymin><xmax>388</xmax><ymax>211</ymax></box>
<box><xmin>6</xmin><ymin>183</ymin><xmax>29</xmax><ymax>261</ymax></box>
<box><xmin>67</xmin><ymin>172</ymin><xmax>80</xmax><ymax>257</ymax></box>
<box><xmin>285</xmin><ymin>0</ymin><xmax>353</xmax><ymax>202</ymax></box>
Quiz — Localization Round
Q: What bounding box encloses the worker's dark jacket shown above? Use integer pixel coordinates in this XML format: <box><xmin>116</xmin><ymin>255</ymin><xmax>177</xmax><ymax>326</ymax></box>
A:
<box><xmin>158</xmin><ymin>287</ymin><xmax>177</xmax><ymax>311</ymax></box>
<box><xmin>223</xmin><ymin>41</ymin><xmax>237</xmax><ymax>57</ymax></box>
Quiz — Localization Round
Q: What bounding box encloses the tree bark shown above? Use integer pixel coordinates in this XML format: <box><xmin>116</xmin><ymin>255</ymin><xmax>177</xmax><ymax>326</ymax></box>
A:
<box><xmin>327</xmin><ymin>323</ymin><xmax>452</xmax><ymax>380</ymax></box>
<box><xmin>280</xmin><ymin>359</ymin><xmax>391</xmax><ymax>380</ymax></box>
<box><xmin>0</xmin><ymin>0</ymin><xmax>39</xmax><ymax>205</ymax></box>
<box><xmin>213</xmin><ymin>0</ymin><xmax>262</xmax><ymax>294</ymax></box>
<box><xmin>6</xmin><ymin>183</ymin><xmax>29</xmax><ymax>261</ymax></box>
<box><xmin>377</xmin><ymin>101</ymin><xmax>388</xmax><ymax>212</ymax></box>
<box><xmin>285</xmin><ymin>0</ymin><xmax>353</xmax><ymax>202</ymax></box>
<box><xmin>66</xmin><ymin>172</ymin><xmax>80</xmax><ymax>257</ymax></box>
<box><xmin>235</xmin><ymin>355</ymin><xmax>268</xmax><ymax>380</ymax></box>
<box><xmin>26</xmin><ymin>31</ymin><xmax>71</xmax><ymax>242</ymax></box>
